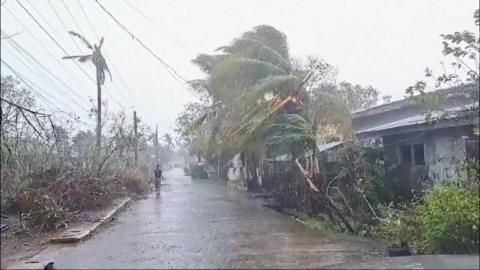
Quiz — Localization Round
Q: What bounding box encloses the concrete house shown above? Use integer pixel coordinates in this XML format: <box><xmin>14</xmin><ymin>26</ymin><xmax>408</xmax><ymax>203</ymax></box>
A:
<box><xmin>351</xmin><ymin>83</ymin><xmax>479</xmax><ymax>197</ymax></box>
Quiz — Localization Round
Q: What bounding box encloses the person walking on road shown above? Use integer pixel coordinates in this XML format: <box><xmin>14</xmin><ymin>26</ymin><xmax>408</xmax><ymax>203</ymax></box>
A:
<box><xmin>154</xmin><ymin>164</ymin><xmax>163</xmax><ymax>194</ymax></box>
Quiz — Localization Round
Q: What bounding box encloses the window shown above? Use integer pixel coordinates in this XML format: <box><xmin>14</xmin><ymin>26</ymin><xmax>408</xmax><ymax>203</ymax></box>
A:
<box><xmin>413</xmin><ymin>144</ymin><xmax>425</xmax><ymax>165</ymax></box>
<box><xmin>399</xmin><ymin>144</ymin><xmax>426</xmax><ymax>165</ymax></box>
<box><xmin>400</xmin><ymin>145</ymin><xmax>412</xmax><ymax>164</ymax></box>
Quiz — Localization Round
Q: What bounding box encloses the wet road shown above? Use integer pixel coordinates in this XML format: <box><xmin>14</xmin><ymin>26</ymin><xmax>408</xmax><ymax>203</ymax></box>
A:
<box><xmin>25</xmin><ymin>168</ymin><xmax>383</xmax><ymax>269</ymax></box>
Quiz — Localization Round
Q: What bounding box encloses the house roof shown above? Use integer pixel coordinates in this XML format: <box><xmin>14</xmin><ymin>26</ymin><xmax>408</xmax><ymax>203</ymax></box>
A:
<box><xmin>355</xmin><ymin>104</ymin><xmax>478</xmax><ymax>135</ymax></box>
<box><xmin>352</xmin><ymin>83</ymin><xmax>479</xmax><ymax>119</ymax></box>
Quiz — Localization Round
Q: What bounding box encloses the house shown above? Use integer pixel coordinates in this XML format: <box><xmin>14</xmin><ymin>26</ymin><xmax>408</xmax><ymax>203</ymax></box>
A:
<box><xmin>247</xmin><ymin>84</ymin><xmax>478</xmax><ymax>196</ymax></box>
<box><xmin>348</xmin><ymin>83</ymin><xmax>479</xmax><ymax>197</ymax></box>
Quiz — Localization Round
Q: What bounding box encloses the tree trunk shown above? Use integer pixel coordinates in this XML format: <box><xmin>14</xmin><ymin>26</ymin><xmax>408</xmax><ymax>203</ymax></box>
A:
<box><xmin>96</xmin><ymin>66</ymin><xmax>102</xmax><ymax>149</ymax></box>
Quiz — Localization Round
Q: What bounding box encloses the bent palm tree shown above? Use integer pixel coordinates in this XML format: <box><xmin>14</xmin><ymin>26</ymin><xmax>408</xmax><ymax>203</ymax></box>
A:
<box><xmin>189</xmin><ymin>25</ymin><xmax>351</xmax><ymax>184</ymax></box>
<box><xmin>63</xmin><ymin>31</ymin><xmax>111</xmax><ymax>149</ymax></box>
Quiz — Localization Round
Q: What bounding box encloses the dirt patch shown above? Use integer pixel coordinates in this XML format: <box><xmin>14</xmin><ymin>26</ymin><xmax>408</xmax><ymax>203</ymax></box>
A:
<box><xmin>0</xmin><ymin>201</ymin><xmax>131</xmax><ymax>268</ymax></box>
<box><xmin>0</xmin><ymin>215</ymin><xmax>61</xmax><ymax>268</ymax></box>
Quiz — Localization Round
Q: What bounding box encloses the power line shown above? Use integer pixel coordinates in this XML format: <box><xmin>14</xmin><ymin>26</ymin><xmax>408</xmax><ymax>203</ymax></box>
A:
<box><xmin>2</xmin><ymin>45</ymin><xmax>89</xmax><ymax>113</ymax></box>
<box><xmin>1</xmin><ymin>42</ymin><xmax>88</xmax><ymax>111</ymax></box>
<box><xmin>3</xmin><ymin>5</ymin><xmax>88</xmax><ymax>86</ymax></box>
<box><xmin>77</xmin><ymin>0</ymin><xmax>98</xmax><ymax>37</ymax></box>
<box><xmin>2</xmin><ymin>58</ymin><xmax>71</xmax><ymax>112</ymax></box>
<box><xmin>60</xmin><ymin>0</ymin><xmax>87</xmax><ymax>38</ymax></box>
<box><xmin>24</xmin><ymin>0</ymin><xmax>60</xmax><ymax>36</ymax></box>
<box><xmin>94</xmin><ymin>0</ymin><xmax>188</xmax><ymax>86</ymax></box>
<box><xmin>46</xmin><ymin>0</ymin><xmax>85</xmax><ymax>54</ymax></box>
<box><xmin>57</xmin><ymin>0</ymin><xmax>127</xmax><ymax>108</ymax></box>
<box><xmin>1</xmin><ymin>30</ymin><xmax>90</xmax><ymax>111</ymax></box>
<box><xmin>122</xmin><ymin>0</ymin><xmax>195</xmax><ymax>54</ymax></box>
<box><xmin>1</xmin><ymin>59</ymin><xmax>90</xmax><ymax>127</ymax></box>
<box><xmin>15</xmin><ymin>0</ymin><xmax>124</xmax><ymax>109</ymax></box>
<box><xmin>77</xmin><ymin>0</ymin><xmax>136</xmax><ymax>103</ymax></box>
<box><xmin>76</xmin><ymin>0</ymin><xmax>129</xmax><ymax>104</ymax></box>
<box><xmin>15</xmin><ymin>0</ymin><xmax>96</xmax><ymax>84</ymax></box>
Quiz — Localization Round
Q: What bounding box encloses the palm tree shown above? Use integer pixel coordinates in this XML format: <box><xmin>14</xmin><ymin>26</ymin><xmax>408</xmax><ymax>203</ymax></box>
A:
<box><xmin>63</xmin><ymin>31</ymin><xmax>111</xmax><ymax>149</ymax></box>
<box><xmin>163</xmin><ymin>133</ymin><xmax>174</xmax><ymax>150</ymax></box>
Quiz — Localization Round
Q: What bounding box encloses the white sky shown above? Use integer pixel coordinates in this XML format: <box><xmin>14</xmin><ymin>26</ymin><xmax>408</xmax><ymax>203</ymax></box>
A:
<box><xmin>1</xmin><ymin>0</ymin><xmax>478</xmax><ymax>137</ymax></box>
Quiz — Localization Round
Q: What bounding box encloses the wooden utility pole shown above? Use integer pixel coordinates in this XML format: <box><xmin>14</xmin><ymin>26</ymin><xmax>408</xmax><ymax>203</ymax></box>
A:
<box><xmin>96</xmin><ymin>67</ymin><xmax>102</xmax><ymax>149</ymax></box>
<box><xmin>134</xmin><ymin>111</ymin><xmax>138</xmax><ymax>166</ymax></box>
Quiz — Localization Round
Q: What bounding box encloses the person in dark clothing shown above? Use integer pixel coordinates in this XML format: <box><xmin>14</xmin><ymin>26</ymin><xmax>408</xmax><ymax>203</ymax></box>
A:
<box><xmin>154</xmin><ymin>164</ymin><xmax>162</xmax><ymax>193</ymax></box>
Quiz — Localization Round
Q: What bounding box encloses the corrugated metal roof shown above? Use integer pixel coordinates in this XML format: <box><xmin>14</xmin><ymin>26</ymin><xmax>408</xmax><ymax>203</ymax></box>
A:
<box><xmin>355</xmin><ymin>105</ymin><xmax>476</xmax><ymax>134</ymax></box>
<box><xmin>352</xmin><ymin>83</ymin><xmax>479</xmax><ymax>119</ymax></box>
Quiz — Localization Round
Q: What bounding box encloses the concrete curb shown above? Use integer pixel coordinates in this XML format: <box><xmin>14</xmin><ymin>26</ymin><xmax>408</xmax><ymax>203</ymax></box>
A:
<box><xmin>50</xmin><ymin>197</ymin><xmax>131</xmax><ymax>244</ymax></box>
<box><xmin>6</xmin><ymin>198</ymin><xmax>131</xmax><ymax>269</ymax></box>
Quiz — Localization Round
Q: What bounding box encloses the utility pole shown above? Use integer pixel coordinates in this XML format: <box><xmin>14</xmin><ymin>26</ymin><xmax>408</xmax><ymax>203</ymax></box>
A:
<box><xmin>154</xmin><ymin>125</ymin><xmax>159</xmax><ymax>165</ymax></box>
<box><xmin>96</xmin><ymin>66</ymin><xmax>102</xmax><ymax>149</ymax></box>
<box><xmin>134</xmin><ymin>111</ymin><xmax>138</xmax><ymax>166</ymax></box>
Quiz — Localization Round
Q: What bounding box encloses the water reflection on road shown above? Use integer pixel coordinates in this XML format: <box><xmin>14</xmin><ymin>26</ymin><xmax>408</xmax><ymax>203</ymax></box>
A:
<box><xmin>26</xmin><ymin>168</ymin><xmax>383</xmax><ymax>268</ymax></box>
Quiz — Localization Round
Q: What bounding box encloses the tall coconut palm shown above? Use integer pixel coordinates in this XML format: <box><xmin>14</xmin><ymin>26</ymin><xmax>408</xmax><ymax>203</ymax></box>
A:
<box><xmin>63</xmin><ymin>31</ymin><xmax>111</xmax><ymax>149</ymax></box>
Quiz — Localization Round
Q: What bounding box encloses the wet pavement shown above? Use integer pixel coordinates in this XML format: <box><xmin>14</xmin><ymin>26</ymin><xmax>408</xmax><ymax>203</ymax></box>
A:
<box><xmin>19</xmin><ymin>168</ymin><xmax>384</xmax><ymax>269</ymax></box>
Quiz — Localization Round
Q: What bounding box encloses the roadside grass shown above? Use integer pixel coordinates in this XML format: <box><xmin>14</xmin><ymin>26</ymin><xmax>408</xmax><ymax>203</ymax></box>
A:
<box><xmin>294</xmin><ymin>212</ymin><xmax>344</xmax><ymax>235</ymax></box>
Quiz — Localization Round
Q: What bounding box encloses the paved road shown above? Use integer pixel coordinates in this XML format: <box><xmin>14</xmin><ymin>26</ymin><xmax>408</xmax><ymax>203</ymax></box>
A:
<box><xmin>21</xmin><ymin>168</ymin><xmax>384</xmax><ymax>269</ymax></box>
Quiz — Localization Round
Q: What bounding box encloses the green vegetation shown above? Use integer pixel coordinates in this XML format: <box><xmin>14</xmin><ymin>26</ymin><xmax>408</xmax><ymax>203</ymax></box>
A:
<box><xmin>376</xmin><ymin>180</ymin><xmax>479</xmax><ymax>254</ymax></box>
<box><xmin>295</xmin><ymin>213</ymin><xmax>343</xmax><ymax>235</ymax></box>
<box><xmin>419</xmin><ymin>183</ymin><xmax>479</xmax><ymax>254</ymax></box>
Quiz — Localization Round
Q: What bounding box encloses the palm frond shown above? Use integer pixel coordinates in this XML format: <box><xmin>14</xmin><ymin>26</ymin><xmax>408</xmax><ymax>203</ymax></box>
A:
<box><xmin>63</xmin><ymin>55</ymin><xmax>88</xmax><ymax>60</ymax></box>
<box><xmin>209</xmin><ymin>57</ymin><xmax>287</xmax><ymax>100</ymax></box>
<box><xmin>68</xmin><ymin>31</ymin><xmax>93</xmax><ymax>49</ymax></box>
<box><xmin>262</xmin><ymin>114</ymin><xmax>316</xmax><ymax>157</ymax></box>
<box><xmin>230</xmin><ymin>75</ymin><xmax>300</xmax><ymax>116</ymax></box>
<box><xmin>78</xmin><ymin>55</ymin><xmax>94</xmax><ymax>63</ymax></box>
<box><xmin>241</xmin><ymin>25</ymin><xmax>290</xmax><ymax>59</ymax></box>
<box><xmin>191</xmin><ymin>54</ymin><xmax>228</xmax><ymax>74</ymax></box>
<box><xmin>217</xmin><ymin>38</ymin><xmax>291</xmax><ymax>73</ymax></box>
<box><xmin>98</xmin><ymin>37</ymin><xmax>104</xmax><ymax>49</ymax></box>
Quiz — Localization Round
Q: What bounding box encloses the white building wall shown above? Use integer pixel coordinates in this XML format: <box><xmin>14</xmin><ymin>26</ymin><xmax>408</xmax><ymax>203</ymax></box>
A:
<box><xmin>428</xmin><ymin>130</ymin><xmax>468</xmax><ymax>181</ymax></box>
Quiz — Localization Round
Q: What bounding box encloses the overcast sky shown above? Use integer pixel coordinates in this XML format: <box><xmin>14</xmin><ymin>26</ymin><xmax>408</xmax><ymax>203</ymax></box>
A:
<box><xmin>1</xmin><ymin>0</ymin><xmax>478</xmax><ymax>137</ymax></box>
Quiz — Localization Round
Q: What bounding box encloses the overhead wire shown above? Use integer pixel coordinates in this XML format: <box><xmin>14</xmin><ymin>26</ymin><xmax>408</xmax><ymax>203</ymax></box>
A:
<box><xmin>1</xmin><ymin>59</ymin><xmax>90</xmax><ymax>126</ymax></box>
<box><xmin>1</xmin><ymin>30</ymin><xmax>90</xmax><ymax>110</ymax></box>
<box><xmin>24</xmin><ymin>0</ymin><xmax>60</xmax><ymax>35</ymax></box>
<box><xmin>1</xmin><ymin>44</ymin><xmax>90</xmax><ymax>113</ymax></box>
<box><xmin>122</xmin><ymin>0</ymin><xmax>195</xmax><ymax>54</ymax></box>
<box><xmin>93</xmin><ymin>0</ymin><xmax>189</xmax><ymax>87</ymax></box>
<box><xmin>77</xmin><ymin>0</ymin><xmax>134</xmax><ymax>105</ymax></box>
<box><xmin>3</xmin><ymin>5</ymin><xmax>88</xmax><ymax>86</ymax></box>
<box><xmin>58</xmin><ymin>0</ymin><xmax>127</xmax><ymax>107</ymax></box>
<box><xmin>46</xmin><ymin>0</ymin><xmax>85</xmax><ymax>54</ymax></box>
<box><xmin>60</xmin><ymin>0</ymin><xmax>87</xmax><ymax>37</ymax></box>
<box><xmin>2</xmin><ymin>58</ymin><xmax>73</xmax><ymax>112</ymax></box>
<box><xmin>15</xmin><ymin>0</ymin><xmax>124</xmax><ymax>109</ymax></box>
<box><xmin>78</xmin><ymin>0</ymin><xmax>136</xmax><ymax>103</ymax></box>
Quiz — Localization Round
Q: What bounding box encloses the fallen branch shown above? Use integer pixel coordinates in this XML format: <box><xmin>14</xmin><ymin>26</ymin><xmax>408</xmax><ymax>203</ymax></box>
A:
<box><xmin>294</xmin><ymin>158</ymin><xmax>319</xmax><ymax>192</ymax></box>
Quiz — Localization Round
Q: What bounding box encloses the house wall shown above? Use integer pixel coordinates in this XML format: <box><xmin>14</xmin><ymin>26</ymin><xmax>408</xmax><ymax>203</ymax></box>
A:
<box><xmin>382</xmin><ymin>125</ymin><xmax>474</xmax><ymax>198</ymax></box>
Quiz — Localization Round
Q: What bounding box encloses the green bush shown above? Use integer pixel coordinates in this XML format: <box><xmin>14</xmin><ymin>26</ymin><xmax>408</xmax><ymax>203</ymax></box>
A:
<box><xmin>419</xmin><ymin>183</ymin><xmax>479</xmax><ymax>254</ymax></box>
<box><xmin>376</xmin><ymin>202</ymin><xmax>421</xmax><ymax>248</ymax></box>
